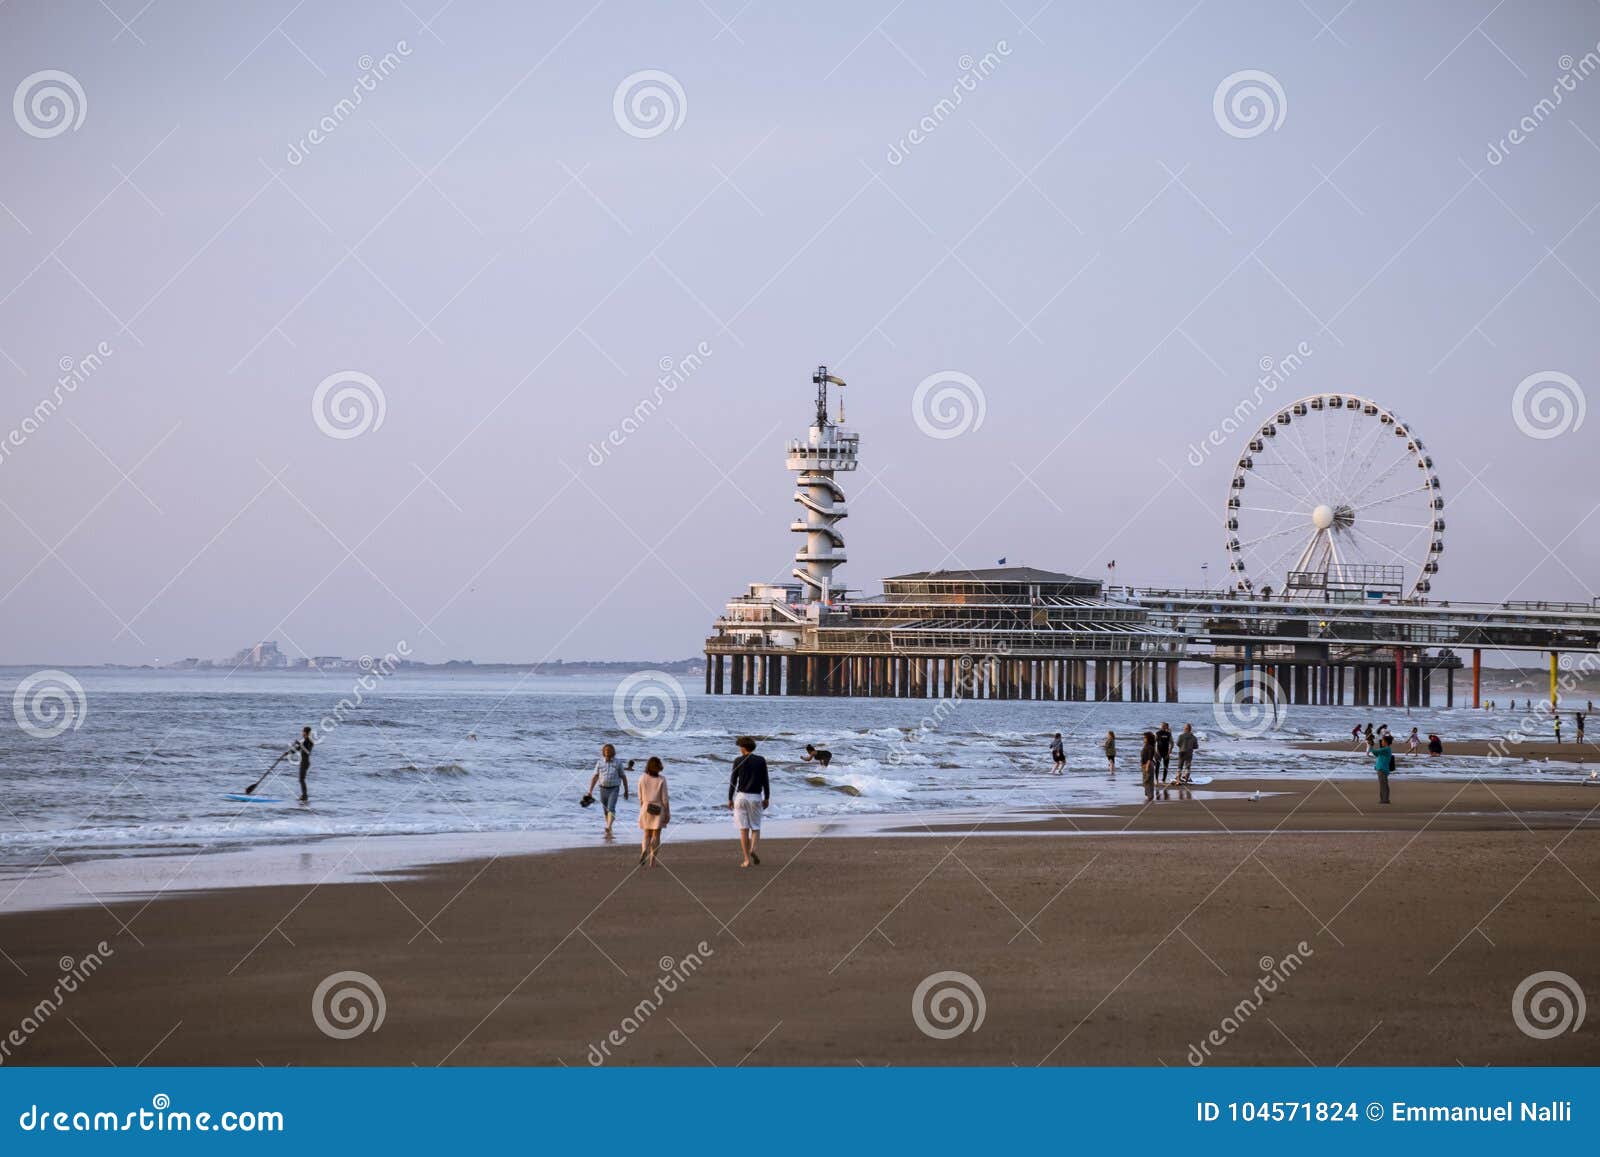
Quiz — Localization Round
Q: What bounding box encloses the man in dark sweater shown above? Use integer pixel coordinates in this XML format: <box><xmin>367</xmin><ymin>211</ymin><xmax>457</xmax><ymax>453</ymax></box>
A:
<box><xmin>727</xmin><ymin>735</ymin><xmax>770</xmax><ymax>868</ymax></box>
<box><xmin>293</xmin><ymin>726</ymin><xmax>314</xmax><ymax>802</ymax></box>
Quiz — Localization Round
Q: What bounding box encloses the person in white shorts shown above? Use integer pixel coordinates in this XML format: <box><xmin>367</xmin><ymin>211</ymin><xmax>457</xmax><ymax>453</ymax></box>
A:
<box><xmin>726</xmin><ymin>735</ymin><xmax>770</xmax><ymax>869</ymax></box>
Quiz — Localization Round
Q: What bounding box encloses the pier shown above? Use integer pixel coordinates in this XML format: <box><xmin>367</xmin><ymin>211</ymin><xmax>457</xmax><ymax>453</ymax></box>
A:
<box><xmin>705</xmin><ymin>368</ymin><xmax>1598</xmax><ymax>707</ymax></box>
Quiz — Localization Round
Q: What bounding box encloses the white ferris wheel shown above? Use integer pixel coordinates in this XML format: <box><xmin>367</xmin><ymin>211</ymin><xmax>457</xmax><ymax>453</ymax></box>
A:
<box><xmin>1225</xmin><ymin>394</ymin><xmax>1444</xmax><ymax>600</ymax></box>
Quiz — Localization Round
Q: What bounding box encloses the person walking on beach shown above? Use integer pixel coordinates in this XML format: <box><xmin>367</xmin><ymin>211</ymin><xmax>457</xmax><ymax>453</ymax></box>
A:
<box><xmin>1576</xmin><ymin>712</ymin><xmax>1586</xmax><ymax>744</ymax></box>
<box><xmin>1176</xmin><ymin>723</ymin><xmax>1198</xmax><ymax>783</ymax></box>
<box><xmin>1350</xmin><ymin>723</ymin><xmax>1363</xmax><ymax>749</ymax></box>
<box><xmin>1405</xmin><ymin>726</ymin><xmax>1420</xmax><ymax>755</ymax></box>
<box><xmin>1049</xmin><ymin>732</ymin><xmax>1065</xmax><ymax>775</ymax></box>
<box><xmin>1368</xmin><ymin>734</ymin><xmax>1394</xmax><ymax>805</ymax></box>
<box><xmin>1155</xmin><ymin>723</ymin><xmax>1173</xmax><ymax>783</ymax></box>
<box><xmin>801</xmin><ymin>743</ymin><xmax>832</xmax><ymax>768</ymax></box>
<box><xmin>727</xmin><ymin>736</ymin><xmax>770</xmax><ymax>868</ymax></box>
<box><xmin>292</xmin><ymin>726</ymin><xmax>314</xmax><ymax>802</ymax></box>
<box><xmin>587</xmin><ymin>744</ymin><xmax>631</xmax><ymax>838</ymax></box>
<box><xmin>1554</xmin><ymin>713</ymin><xmax>1563</xmax><ymax>744</ymax></box>
<box><xmin>1139</xmin><ymin>731</ymin><xmax>1158</xmax><ymax>802</ymax></box>
<box><xmin>637</xmin><ymin>757</ymin><xmax>669</xmax><ymax>868</ymax></box>
<box><xmin>1363</xmin><ymin>722</ymin><xmax>1375</xmax><ymax>747</ymax></box>
<box><xmin>1103</xmin><ymin>730</ymin><xmax>1116</xmax><ymax>775</ymax></box>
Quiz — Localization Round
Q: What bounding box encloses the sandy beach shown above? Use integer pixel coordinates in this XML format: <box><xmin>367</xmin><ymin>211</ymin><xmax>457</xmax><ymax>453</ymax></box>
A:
<box><xmin>1</xmin><ymin>776</ymin><xmax>1596</xmax><ymax>1067</ymax></box>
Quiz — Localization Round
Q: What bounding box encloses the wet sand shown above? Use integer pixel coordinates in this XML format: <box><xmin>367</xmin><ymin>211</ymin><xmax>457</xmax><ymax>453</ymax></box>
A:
<box><xmin>1</xmin><ymin>778</ymin><xmax>1597</xmax><ymax>1067</ymax></box>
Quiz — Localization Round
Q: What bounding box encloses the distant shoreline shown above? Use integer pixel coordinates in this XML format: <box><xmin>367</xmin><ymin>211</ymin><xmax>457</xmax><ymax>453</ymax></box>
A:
<box><xmin>0</xmin><ymin>659</ymin><xmax>707</xmax><ymax>675</ymax></box>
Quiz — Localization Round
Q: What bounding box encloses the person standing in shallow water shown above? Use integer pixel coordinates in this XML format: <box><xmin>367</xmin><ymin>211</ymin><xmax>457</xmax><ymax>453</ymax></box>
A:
<box><xmin>1139</xmin><ymin>731</ymin><xmax>1158</xmax><ymax>802</ymax></box>
<box><xmin>636</xmin><ymin>757</ymin><xmax>669</xmax><ymax>869</ymax></box>
<box><xmin>293</xmin><ymin>726</ymin><xmax>314</xmax><ymax>802</ymax></box>
<box><xmin>1155</xmin><ymin>723</ymin><xmax>1173</xmax><ymax>784</ymax></box>
<box><xmin>1175</xmin><ymin>723</ymin><xmax>1198</xmax><ymax>784</ymax></box>
<box><xmin>1103</xmin><ymin>730</ymin><xmax>1116</xmax><ymax>774</ymax></box>
<box><xmin>1049</xmin><ymin>732</ymin><xmax>1065</xmax><ymax>775</ymax></box>
<box><xmin>587</xmin><ymin>744</ymin><xmax>631</xmax><ymax>838</ymax></box>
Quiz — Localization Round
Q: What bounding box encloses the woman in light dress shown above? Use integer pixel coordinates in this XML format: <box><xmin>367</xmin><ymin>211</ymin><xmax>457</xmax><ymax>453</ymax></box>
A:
<box><xmin>637</xmin><ymin>756</ymin><xmax>670</xmax><ymax>868</ymax></box>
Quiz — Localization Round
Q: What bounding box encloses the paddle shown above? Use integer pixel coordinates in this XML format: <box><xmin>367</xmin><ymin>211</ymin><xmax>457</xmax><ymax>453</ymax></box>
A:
<box><xmin>244</xmin><ymin>749</ymin><xmax>293</xmax><ymax>795</ymax></box>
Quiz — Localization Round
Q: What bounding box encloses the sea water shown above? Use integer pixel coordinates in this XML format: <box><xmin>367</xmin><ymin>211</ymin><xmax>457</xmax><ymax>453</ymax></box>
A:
<box><xmin>0</xmin><ymin>666</ymin><xmax>1587</xmax><ymax>871</ymax></box>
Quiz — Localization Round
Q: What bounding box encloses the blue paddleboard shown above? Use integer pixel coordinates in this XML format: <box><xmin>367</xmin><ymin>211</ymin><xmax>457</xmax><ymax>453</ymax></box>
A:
<box><xmin>222</xmin><ymin>793</ymin><xmax>285</xmax><ymax>803</ymax></box>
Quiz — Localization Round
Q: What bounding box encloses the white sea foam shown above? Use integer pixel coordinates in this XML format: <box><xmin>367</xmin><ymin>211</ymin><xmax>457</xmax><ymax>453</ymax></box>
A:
<box><xmin>0</xmin><ymin>667</ymin><xmax>1590</xmax><ymax>872</ymax></box>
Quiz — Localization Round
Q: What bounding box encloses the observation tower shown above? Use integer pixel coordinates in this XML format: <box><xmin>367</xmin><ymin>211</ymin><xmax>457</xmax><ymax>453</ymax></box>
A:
<box><xmin>786</xmin><ymin>365</ymin><xmax>858</xmax><ymax>603</ymax></box>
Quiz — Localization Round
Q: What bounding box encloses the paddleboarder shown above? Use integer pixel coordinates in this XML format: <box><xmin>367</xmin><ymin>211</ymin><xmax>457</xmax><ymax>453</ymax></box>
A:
<box><xmin>293</xmin><ymin>726</ymin><xmax>314</xmax><ymax>802</ymax></box>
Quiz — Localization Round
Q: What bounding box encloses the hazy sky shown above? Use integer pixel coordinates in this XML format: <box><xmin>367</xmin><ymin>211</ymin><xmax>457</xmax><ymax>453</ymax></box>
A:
<box><xmin>2</xmin><ymin>1</ymin><xmax>1597</xmax><ymax>664</ymax></box>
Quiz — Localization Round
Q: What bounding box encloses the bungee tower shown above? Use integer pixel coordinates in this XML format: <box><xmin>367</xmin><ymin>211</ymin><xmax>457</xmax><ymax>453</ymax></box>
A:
<box><xmin>786</xmin><ymin>365</ymin><xmax>858</xmax><ymax>603</ymax></box>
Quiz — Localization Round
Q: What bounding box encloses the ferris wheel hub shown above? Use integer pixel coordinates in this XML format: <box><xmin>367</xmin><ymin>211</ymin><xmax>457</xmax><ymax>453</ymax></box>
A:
<box><xmin>1311</xmin><ymin>503</ymin><xmax>1334</xmax><ymax>530</ymax></box>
